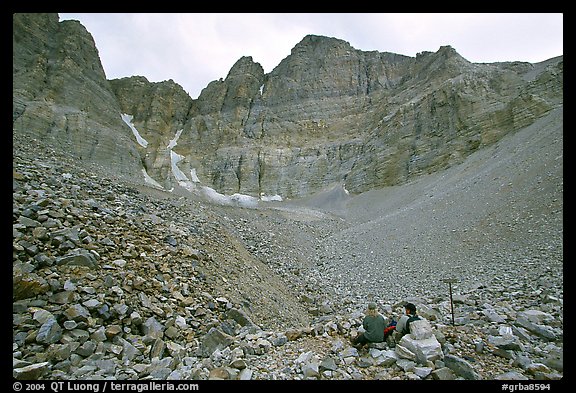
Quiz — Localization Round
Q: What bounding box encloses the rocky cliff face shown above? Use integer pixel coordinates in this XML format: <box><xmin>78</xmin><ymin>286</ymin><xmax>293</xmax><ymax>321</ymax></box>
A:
<box><xmin>13</xmin><ymin>14</ymin><xmax>563</xmax><ymax>200</ymax></box>
<box><xmin>12</xmin><ymin>13</ymin><xmax>142</xmax><ymax>178</ymax></box>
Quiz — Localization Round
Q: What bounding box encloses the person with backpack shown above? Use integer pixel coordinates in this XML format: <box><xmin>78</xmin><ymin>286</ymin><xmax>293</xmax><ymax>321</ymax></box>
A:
<box><xmin>393</xmin><ymin>302</ymin><xmax>420</xmax><ymax>340</ymax></box>
<box><xmin>351</xmin><ymin>302</ymin><xmax>387</xmax><ymax>348</ymax></box>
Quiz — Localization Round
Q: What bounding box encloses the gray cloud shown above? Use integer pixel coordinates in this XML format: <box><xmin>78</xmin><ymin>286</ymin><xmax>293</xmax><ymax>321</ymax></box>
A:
<box><xmin>59</xmin><ymin>13</ymin><xmax>563</xmax><ymax>99</ymax></box>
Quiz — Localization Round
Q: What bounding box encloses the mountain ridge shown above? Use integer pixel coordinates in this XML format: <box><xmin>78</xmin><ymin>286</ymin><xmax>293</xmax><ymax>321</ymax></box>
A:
<box><xmin>13</xmin><ymin>13</ymin><xmax>563</xmax><ymax>201</ymax></box>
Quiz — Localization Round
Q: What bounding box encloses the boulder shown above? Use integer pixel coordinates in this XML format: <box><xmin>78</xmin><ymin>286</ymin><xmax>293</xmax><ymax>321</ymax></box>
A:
<box><xmin>197</xmin><ymin>328</ymin><xmax>234</xmax><ymax>358</ymax></box>
<box><xmin>443</xmin><ymin>354</ymin><xmax>482</xmax><ymax>380</ymax></box>
<box><xmin>396</xmin><ymin>334</ymin><xmax>443</xmax><ymax>363</ymax></box>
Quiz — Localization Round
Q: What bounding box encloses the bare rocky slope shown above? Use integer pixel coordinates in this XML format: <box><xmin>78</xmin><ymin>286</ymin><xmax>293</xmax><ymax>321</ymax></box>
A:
<box><xmin>13</xmin><ymin>105</ymin><xmax>563</xmax><ymax>381</ymax></box>
<box><xmin>302</xmin><ymin>106</ymin><xmax>563</xmax><ymax>303</ymax></box>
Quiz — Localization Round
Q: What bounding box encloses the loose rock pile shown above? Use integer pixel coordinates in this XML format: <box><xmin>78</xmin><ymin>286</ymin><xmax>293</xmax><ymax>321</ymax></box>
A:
<box><xmin>13</xmin><ymin>133</ymin><xmax>563</xmax><ymax>380</ymax></box>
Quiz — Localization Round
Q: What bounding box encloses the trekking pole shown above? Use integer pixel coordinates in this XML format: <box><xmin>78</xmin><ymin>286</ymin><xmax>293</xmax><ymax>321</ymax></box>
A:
<box><xmin>442</xmin><ymin>278</ymin><xmax>458</xmax><ymax>326</ymax></box>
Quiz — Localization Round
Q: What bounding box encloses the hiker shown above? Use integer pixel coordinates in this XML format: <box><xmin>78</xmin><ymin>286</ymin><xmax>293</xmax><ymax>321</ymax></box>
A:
<box><xmin>393</xmin><ymin>302</ymin><xmax>420</xmax><ymax>341</ymax></box>
<box><xmin>351</xmin><ymin>302</ymin><xmax>387</xmax><ymax>348</ymax></box>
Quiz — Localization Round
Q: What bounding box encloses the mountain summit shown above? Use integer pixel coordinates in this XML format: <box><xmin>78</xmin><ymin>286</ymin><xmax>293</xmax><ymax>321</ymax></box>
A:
<box><xmin>13</xmin><ymin>13</ymin><xmax>563</xmax><ymax>201</ymax></box>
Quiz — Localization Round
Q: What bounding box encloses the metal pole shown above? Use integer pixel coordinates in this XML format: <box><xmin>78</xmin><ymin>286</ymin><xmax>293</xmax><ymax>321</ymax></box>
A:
<box><xmin>448</xmin><ymin>281</ymin><xmax>455</xmax><ymax>326</ymax></box>
<box><xmin>442</xmin><ymin>278</ymin><xmax>458</xmax><ymax>326</ymax></box>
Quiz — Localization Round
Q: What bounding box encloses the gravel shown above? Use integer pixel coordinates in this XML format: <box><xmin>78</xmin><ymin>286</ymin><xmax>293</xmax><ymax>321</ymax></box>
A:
<box><xmin>12</xmin><ymin>106</ymin><xmax>562</xmax><ymax>380</ymax></box>
<box><xmin>294</xmin><ymin>106</ymin><xmax>563</xmax><ymax>312</ymax></box>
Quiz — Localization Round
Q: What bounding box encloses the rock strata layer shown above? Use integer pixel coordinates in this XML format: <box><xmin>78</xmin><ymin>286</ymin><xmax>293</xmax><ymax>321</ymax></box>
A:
<box><xmin>12</xmin><ymin>13</ymin><xmax>142</xmax><ymax>179</ymax></box>
<box><xmin>13</xmin><ymin>14</ymin><xmax>563</xmax><ymax>199</ymax></box>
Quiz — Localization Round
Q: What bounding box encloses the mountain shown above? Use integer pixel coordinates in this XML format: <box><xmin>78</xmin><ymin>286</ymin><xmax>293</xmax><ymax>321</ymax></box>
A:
<box><xmin>12</xmin><ymin>13</ymin><xmax>564</xmax><ymax>380</ymax></box>
<box><xmin>12</xmin><ymin>13</ymin><xmax>142</xmax><ymax>177</ymax></box>
<box><xmin>13</xmin><ymin>13</ymin><xmax>563</xmax><ymax>201</ymax></box>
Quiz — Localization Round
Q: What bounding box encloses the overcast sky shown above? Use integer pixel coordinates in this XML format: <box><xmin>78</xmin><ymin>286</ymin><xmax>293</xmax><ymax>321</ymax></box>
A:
<box><xmin>59</xmin><ymin>13</ymin><xmax>563</xmax><ymax>99</ymax></box>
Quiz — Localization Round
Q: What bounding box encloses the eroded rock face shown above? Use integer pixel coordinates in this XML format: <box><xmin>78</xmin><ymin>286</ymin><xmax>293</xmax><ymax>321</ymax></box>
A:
<box><xmin>110</xmin><ymin>35</ymin><xmax>562</xmax><ymax>199</ymax></box>
<box><xmin>109</xmin><ymin>76</ymin><xmax>195</xmax><ymax>190</ymax></box>
<box><xmin>12</xmin><ymin>13</ymin><xmax>141</xmax><ymax>179</ymax></box>
<box><xmin>13</xmin><ymin>15</ymin><xmax>563</xmax><ymax>199</ymax></box>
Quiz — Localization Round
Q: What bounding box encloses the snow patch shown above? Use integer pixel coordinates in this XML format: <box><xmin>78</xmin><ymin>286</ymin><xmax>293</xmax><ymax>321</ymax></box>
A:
<box><xmin>200</xmin><ymin>186</ymin><xmax>259</xmax><ymax>208</ymax></box>
<box><xmin>167</xmin><ymin>129</ymin><xmax>183</xmax><ymax>149</ymax></box>
<box><xmin>142</xmin><ymin>168</ymin><xmax>163</xmax><ymax>189</ymax></box>
<box><xmin>170</xmin><ymin>150</ymin><xmax>189</xmax><ymax>182</ymax></box>
<box><xmin>130</xmin><ymin>120</ymin><xmax>283</xmax><ymax>207</ymax></box>
<box><xmin>260</xmin><ymin>194</ymin><xmax>283</xmax><ymax>202</ymax></box>
<box><xmin>121</xmin><ymin>113</ymin><xmax>148</xmax><ymax>147</ymax></box>
<box><xmin>200</xmin><ymin>186</ymin><xmax>230</xmax><ymax>205</ymax></box>
<box><xmin>230</xmin><ymin>193</ymin><xmax>259</xmax><ymax>207</ymax></box>
<box><xmin>190</xmin><ymin>168</ymin><xmax>201</xmax><ymax>183</ymax></box>
<box><xmin>178</xmin><ymin>180</ymin><xmax>195</xmax><ymax>192</ymax></box>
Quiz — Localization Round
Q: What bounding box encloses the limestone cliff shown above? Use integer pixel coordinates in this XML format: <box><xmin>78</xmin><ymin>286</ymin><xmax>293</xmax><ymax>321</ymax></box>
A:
<box><xmin>12</xmin><ymin>13</ymin><xmax>142</xmax><ymax>178</ymax></box>
<box><xmin>13</xmin><ymin>15</ymin><xmax>563</xmax><ymax>200</ymax></box>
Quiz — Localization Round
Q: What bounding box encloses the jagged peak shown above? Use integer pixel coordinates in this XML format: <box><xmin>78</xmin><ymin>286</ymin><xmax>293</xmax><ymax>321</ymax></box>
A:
<box><xmin>112</xmin><ymin>75</ymin><xmax>150</xmax><ymax>84</ymax></box>
<box><xmin>299</xmin><ymin>34</ymin><xmax>351</xmax><ymax>45</ymax></box>
<box><xmin>436</xmin><ymin>45</ymin><xmax>469</xmax><ymax>62</ymax></box>
<box><xmin>110</xmin><ymin>75</ymin><xmax>188</xmax><ymax>93</ymax></box>
<box><xmin>270</xmin><ymin>34</ymin><xmax>357</xmax><ymax>75</ymax></box>
<box><xmin>411</xmin><ymin>44</ymin><xmax>473</xmax><ymax>81</ymax></box>
<box><xmin>226</xmin><ymin>56</ymin><xmax>264</xmax><ymax>79</ymax></box>
<box><xmin>437</xmin><ymin>44</ymin><xmax>457</xmax><ymax>53</ymax></box>
<box><xmin>292</xmin><ymin>34</ymin><xmax>354</xmax><ymax>53</ymax></box>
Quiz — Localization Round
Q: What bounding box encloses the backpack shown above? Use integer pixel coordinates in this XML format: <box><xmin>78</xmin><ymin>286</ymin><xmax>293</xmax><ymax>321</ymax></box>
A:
<box><xmin>403</xmin><ymin>315</ymin><xmax>420</xmax><ymax>335</ymax></box>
